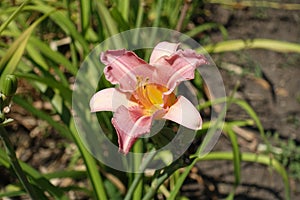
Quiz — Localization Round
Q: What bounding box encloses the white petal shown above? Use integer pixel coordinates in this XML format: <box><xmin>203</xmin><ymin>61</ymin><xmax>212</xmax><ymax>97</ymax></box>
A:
<box><xmin>149</xmin><ymin>42</ymin><xmax>180</xmax><ymax>64</ymax></box>
<box><xmin>90</xmin><ymin>88</ymin><xmax>135</xmax><ymax>112</ymax></box>
<box><xmin>162</xmin><ymin>96</ymin><xmax>202</xmax><ymax>130</ymax></box>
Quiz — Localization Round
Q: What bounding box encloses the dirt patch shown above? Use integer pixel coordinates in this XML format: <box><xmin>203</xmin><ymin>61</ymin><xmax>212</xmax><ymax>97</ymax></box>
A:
<box><xmin>185</xmin><ymin>3</ymin><xmax>300</xmax><ymax>199</ymax></box>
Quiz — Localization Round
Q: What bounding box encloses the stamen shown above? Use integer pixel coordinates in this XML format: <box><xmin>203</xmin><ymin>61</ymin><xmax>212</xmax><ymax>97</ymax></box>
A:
<box><xmin>131</xmin><ymin>76</ymin><xmax>177</xmax><ymax>116</ymax></box>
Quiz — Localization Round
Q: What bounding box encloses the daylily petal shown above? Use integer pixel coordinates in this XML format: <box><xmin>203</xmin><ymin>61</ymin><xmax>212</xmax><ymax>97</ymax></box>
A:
<box><xmin>112</xmin><ymin>106</ymin><xmax>153</xmax><ymax>154</ymax></box>
<box><xmin>153</xmin><ymin>49</ymin><xmax>208</xmax><ymax>94</ymax></box>
<box><xmin>93</xmin><ymin>42</ymin><xmax>208</xmax><ymax>154</ymax></box>
<box><xmin>162</xmin><ymin>96</ymin><xmax>202</xmax><ymax>130</ymax></box>
<box><xmin>149</xmin><ymin>42</ymin><xmax>180</xmax><ymax>65</ymax></box>
<box><xmin>90</xmin><ymin>88</ymin><xmax>135</xmax><ymax>112</ymax></box>
<box><xmin>101</xmin><ymin>49</ymin><xmax>154</xmax><ymax>92</ymax></box>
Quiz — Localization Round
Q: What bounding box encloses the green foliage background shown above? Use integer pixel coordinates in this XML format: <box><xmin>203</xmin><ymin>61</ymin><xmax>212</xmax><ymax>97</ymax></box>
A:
<box><xmin>1</xmin><ymin>0</ymin><xmax>299</xmax><ymax>199</ymax></box>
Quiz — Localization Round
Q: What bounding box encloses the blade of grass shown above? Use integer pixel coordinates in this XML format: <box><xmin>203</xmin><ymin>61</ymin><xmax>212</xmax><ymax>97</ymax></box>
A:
<box><xmin>198</xmin><ymin>97</ymin><xmax>268</xmax><ymax>147</ymax></box>
<box><xmin>13</xmin><ymin>95</ymin><xmax>71</xmax><ymax>139</ymax></box>
<box><xmin>196</xmin><ymin>81</ymin><xmax>240</xmax><ymax>157</ymax></box>
<box><xmin>44</xmin><ymin>170</ymin><xmax>86</xmax><ymax>180</ymax></box>
<box><xmin>69</xmin><ymin>120</ymin><xmax>108</xmax><ymax>200</ymax></box>
<box><xmin>135</xmin><ymin>0</ymin><xmax>144</xmax><ymax>28</ymax></box>
<box><xmin>80</xmin><ymin>0</ymin><xmax>91</xmax><ymax>36</ymax></box>
<box><xmin>27</xmin><ymin>2</ymin><xmax>90</xmax><ymax>54</ymax></box>
<box><xmin>144</xmin><ymin>0</ymin><xmax>163</xmax><ymax>59</ymax></box>
<box><xmin>184</xmin><ymin>22</ymin><xmax>228</xmax><ymax>40</ymax></box>
<box><xmin>142</xmin><ymin>157</ymin><xmax>187</xmax><ymax>200</ymax></box>
<box><xmin>0</xmin><ymin>149</ymin><xmax>67</xmax><ymax>200</ymax></box>
<box><xmin>15</xmin><ymin>73</ymin><xmax>72</xmax><ymax>104</ymax></box>
<box><xmin>124</xmin><ymin>150</ymin><xmax>157</xmax><ymax>200</ymax></box>
<box><xmin>168</xmin><ymin>0</ymin><xmax>183</xmax><ymax>29</ymax></box>
<box><xmin>133</xmin><ymin>140</ymin><xmax>143</xmax><ymax>200</ymax></box>
<box><xmin>0</xmin><ymin>189</ymin><xmax>26</xmax><ymax>199</ymax></box>
<box><xmin>26</xmin><ymin>43</ymin><xmax>49</xmax><ymax>71</ymax></box>
<box><xmin>206</xmin><ymin>0</ymin><xmax>300</xmax><ymax>10</ymax></box>
<box><xmin>0</xmin><ymin>126</ymin><xmax>43</xmax><ymax>200</ymax></box>
<box><xmin>0</xmin><ymin>12</ymin><xmax>52</xmax><ymax>84</ymax></box>
<box><xmin>168</xmin><ymin>151</ymin><xmax>290</xmax><ymax>200</ymax></box>
<box><xmin>0</xmin><ymin>0</ymin><xmax>30</xmax><ymax>35</ymax></box>
<box><xmin>150</xmin><ymin>0</ymin><xmax>163</xmax><ymax>34</ymax></box>
<box><xmin>194</xmin><ymin>152</ymin><xmax>290</xmax><ymax>200</ymax></box>
<box><xmin>95</xmin><ymin>0</ymin><xmax>122</xmax><ymax>49</ymax></box>
<box><xmin>29</xmin><ymin>37</ymin><xmax>77</xmax><ymax>75</ymax></box>
<box><xmin>13</xmin><ymin>95</ymin><xmax>108</xmax><ymax>199</ymax></box>
<box><xmin>223</xmin><ymin>126</ymin><xmax>241</xmax><ymax>199</ymax></box>
<box><xmin>233</xmin><ymin>99</ymin><xmax>267</xmax><ymax>142</ymax></box>
<box><xmin>20</xmin><ymin>161</ymin><xmax>69</xmax><ymax>200</ymax></box>
<box><xmin>0</xmin><ymin>30</ymin><xmax>76</xmax><ymax>77</ymax></box>
<box><xmin>96</xmin><ymin>0</ymin><xmax>119</xmax><ymax>36</ymax></box>
<box><xmin>168</xmin><ymin>84</ymin><xmax>238</xmax><ymax>199</ymax></box>
<box><xmin>224</xmin><ymin>124</ymin><xmax>241</xmax><ymax>187</ymax></box>
<box><xmin>185</xmin><ymin>23</ymin><xmax>219</xmax><ymax>37</ymax></box>
<box><xmin>167</xmin><ymin>158</ymin><xmax>197</xmax><ymax>200</ymax></box>
<box><xmin>203</xmin><ymin>39</ymin><xmax>300</xmax><ymax>54</ymax></box>
<box><xmin>117</xmin><ymin>0</ymin><xmax>130</xmax><ymax>22</ymax></box>
<box><xmin>132</xmin><ymin>0</ymin><xmax>145</xmax><ymax>44</ymax></box>
<box><xmin>110</xmin><ymin>6</ymin><xmax>130</xmax><ymax>31</ymax></box>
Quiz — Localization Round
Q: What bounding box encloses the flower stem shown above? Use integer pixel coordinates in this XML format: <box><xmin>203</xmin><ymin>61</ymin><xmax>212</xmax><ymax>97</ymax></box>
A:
<box><xmin>133</xmin><ymin>140</ymin><xmax>143</xmax><ymax>200</ymax></box>
<box><xmin>142</xmin><ymin>156</ymin><xmax>187</xmax><ymax>200</ymax></box>
<box><xmin>0</xmin><ymin>125</ymin><xmax>41</xmax><ymax>199</ymax></box>
<box><xmin>124</xmin><ymin>150</ymin><xmax>157</xmax><ymax>200</ymax></box>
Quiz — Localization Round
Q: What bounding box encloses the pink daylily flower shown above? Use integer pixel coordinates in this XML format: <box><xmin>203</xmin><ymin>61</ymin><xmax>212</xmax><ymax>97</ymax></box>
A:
<box><xmin>90</xmin><ymin>42</ymin><xmax>208</xmax><ymax>154</ymax></box>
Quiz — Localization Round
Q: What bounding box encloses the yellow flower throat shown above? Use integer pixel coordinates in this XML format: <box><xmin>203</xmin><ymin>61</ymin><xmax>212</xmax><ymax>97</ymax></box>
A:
<box><xmin>131</xmin><ymin>77</ymin><xmax>176</xmax><ymax>115</ymax></box>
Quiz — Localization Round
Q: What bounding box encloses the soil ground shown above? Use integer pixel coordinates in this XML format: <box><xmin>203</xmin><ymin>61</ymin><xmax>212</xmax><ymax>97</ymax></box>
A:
<box><xmin>180</xmin><ymin>3</ymin><xmax>300</xmax><ymax>200</ymax></box>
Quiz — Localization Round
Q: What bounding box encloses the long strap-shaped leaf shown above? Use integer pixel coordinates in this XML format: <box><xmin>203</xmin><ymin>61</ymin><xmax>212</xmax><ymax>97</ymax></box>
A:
<box><xmin>0</xmin><ymin>147</ymin><xmax>68</xmax><ymax>200</ymax></box>
<box><xmin>28</xmin><ymin>1</ymin><xmax>90</xmax><ymax>54</ymax></box>
<box><xmin>203</xmin><ymin>39</ymin><xmax>300</xmax><ymax>54</ymax></box>
<box><xmin>13</xmin><ymin>96</ymin><xmax>108</xmax><ymax>200</ymax></box>
<box><xmin>168</xmin><ymin>152</ymin><xmax>290</xmax><ymax>200</ymax></box>
<box><xmin>0</xmin><ymin>0</ymin><xmax>30</xmax><ymax>35</ymax></box>
<box><xmin>15</xmin><ymin>73</ymin><xmax>72</xmax><ymax>104</ymax></box>
<box><xmin>207</xmin><ymin>0</ymin><xmax>300</xmax><ymax>10</ymax></box>
<box><xmin>0</xmin><ymin>12</ymin><xmax>53</xmax><ymax>84</ymax></box>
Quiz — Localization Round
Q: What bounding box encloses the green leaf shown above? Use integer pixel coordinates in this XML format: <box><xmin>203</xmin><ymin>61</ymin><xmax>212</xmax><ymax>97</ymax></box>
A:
<box><xmin>116</xmin><ymin>0</ymin><xmax>130</xmax><ymax>22</ymax></box>
<box><xmin>185</xmin><ymin>23</ymin><xmax>220</xmax><ymax>37</ymax></box>
<box><xmin>69</xmin><ymin>120</ymin><xmax>109</xmax><ymax>200</ymax></box>
<box><xmin>224</xmin><ymin>125</ymin><xmax>241</xmax><ymax>187</ymax></box>
<box><xmin>15</xmin><ymin>73</ymin><xmax>72</xmax><ymax>104</ymax></box>
<box><xmin>44</xmin><ymin>170</ymin><xmax>87</xmax><ymax>180</ymax></box>
<box><xmin>206</xmin><ymin>0</ymin><xmax>300</xmax><ymax>10</ymax></box>
<box><xmin>80</xmin><ymin>0</ymin><xmax>92</xmax><ymax>36</ymax></box>
<box><xmin>110</xmin><ymin>6</ymin><xmax>130</xmax><ymax>31</ymax></box>
<box><xmin>203</xmin><ymin>39</ymin><xmax>300</xmax><ymax>54</ymax></box>
<box><xmin>26</xmin><ymin>43</ymin><xmax>49</xmax><ymax>71</ymax></box>
<box><xmin>0</xmin><ymin>13</ymin><xmax>52</xmax><ymax>84</ymax></box>
<box><xmin>168</xmin><ymin>152</ymin><xmax>290</xmax><ymax>200</ymax></box>
<box><xmin>29</xmin><ymin>37</ymin><xmax>77</xmax><ymax>75</ymax></box>
<box><xmin>0</xmin><ymin>189</ymin><xmax>26</xmax><ymax>199</ymax></box>
<box><xmin>13</xmin><ymin>95</ymin><xmax>72</xmax><ymax>139</ymax></box>
<box><xmin>95</xmin><ymin>0</ymin><xmax>119</xmax><ymax>37</ymax></box>
<box><xmin>13</xmin><ymin>95</ymin><xmax>109</xmax><ymax>199</ymax></box>
<box><xmin>232</xmin><ymin>99</ymin><xmax>270</xmax><ymax>149</ymax></box>
<box><xmin>0</xmin><ymin>148</ymin><xmax>68</xmax><ymax>200</ymax></box>
<box><xmin>0</xmin><ymin>0</ymin><xmax>30</xmax><ymax>35</ymax></box>
<box><xmin>196</xmin><ymin>152</ymin><xmax>291</xmax><ymax>200</ymax></box>
<box><xmin>27</xmin><ymin>2</ymin><xmax>90</xmax><ymax>54</ymax></box>
<box><xmin>198</xmin><ymin>97</ymin><xmax>268</xmax><ymax>145</ymax></box>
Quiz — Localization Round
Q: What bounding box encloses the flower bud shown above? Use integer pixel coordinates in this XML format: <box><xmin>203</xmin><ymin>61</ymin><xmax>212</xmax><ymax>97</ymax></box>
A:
<box><xmin>1</xmin><ymin>75</ymin><xmax>18</xmax><ymax>97</ymax></box>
